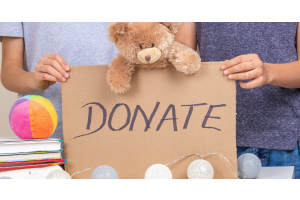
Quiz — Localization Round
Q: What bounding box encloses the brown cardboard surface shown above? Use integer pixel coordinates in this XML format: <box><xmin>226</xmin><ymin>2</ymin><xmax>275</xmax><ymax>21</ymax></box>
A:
<box><xmin>61</xmin><ymin>62</ymin><xmax>237</xmax><ymax>179</ymax></box>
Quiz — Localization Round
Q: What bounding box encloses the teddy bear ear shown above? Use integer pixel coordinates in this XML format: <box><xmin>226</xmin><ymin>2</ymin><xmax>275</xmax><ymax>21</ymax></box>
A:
<box><xmin>160</xmin><ymin>22</ymin><xmax>182</xmax><ymax>34</ymax></box>
<box><xmin>107</xmin><ymin>22</ymin><xmax>129</xmax><ymax>43</ymax></box>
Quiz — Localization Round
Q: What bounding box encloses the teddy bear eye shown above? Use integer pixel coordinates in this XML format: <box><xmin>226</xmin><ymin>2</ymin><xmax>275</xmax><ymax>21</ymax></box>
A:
<box><xmin>139</xmin><ymin>45</ymin><xmax>143</xmax><ymax>49</ymax></box>
<box><xmin>151</xmin><ymin>43</ymin><xmax>154</xmax><ymax>47</ymax></box>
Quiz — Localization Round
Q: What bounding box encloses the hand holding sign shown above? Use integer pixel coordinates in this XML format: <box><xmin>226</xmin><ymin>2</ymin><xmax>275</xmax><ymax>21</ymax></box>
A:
<box><xmin>221</xmin><ymin>54</ymin><xmax>270</xmax><ymax>89</ymax></box>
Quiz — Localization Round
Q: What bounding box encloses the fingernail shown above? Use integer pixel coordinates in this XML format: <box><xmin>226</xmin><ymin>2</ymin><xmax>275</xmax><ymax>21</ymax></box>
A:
<box><xmin>221</xmin><ymin>65</ymin><xmax>226</xmax><ymax>69</ymax></box>
<box><xmin>224</xmin><ymin>70</ymin><xmax>229</xmax><ymax>75</ymax></box>
<box><xmin>62</xmin><ymin>77</ymin><xmax>66</xmax><ymax>82</ymax></box>
<box><xmin>228</xmin><ymin>75</ymin><xmax>233</xmax><ymax>79</ymax></box>
<box><xmin>64</xmin><ymin>73</ymin><xmax>69</xmax><ymax>78</ymax></box>
<box><xmin>65</xmin><ymin>65</ymin><xmax>70</xmax><ymax>70</ymax></box>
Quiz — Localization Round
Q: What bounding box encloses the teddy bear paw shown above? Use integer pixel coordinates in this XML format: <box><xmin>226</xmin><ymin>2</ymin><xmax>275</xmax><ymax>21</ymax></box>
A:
<box><xmin>108</xmin><ymin>80</ymin><xmax>131</xmax><ymax>94</ymax></box>
<box><xmin>175</xmin><ymin>59</ymin><xmax>201</xmax><ymax>75</ymax></box>
<box><xmin>174</xmin><ymin>56</ymin><xmax>201</xmax><ymax>75</ymax></box>
<box><xmin>169</xmin><ymin>44</ymin><xmax>201</xmax><ymax>75</ymax></box>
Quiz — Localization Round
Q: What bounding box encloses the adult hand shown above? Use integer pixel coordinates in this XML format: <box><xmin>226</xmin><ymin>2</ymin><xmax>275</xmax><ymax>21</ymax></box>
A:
<box><xmin>221</xmin><ymin>54</ymin><xmax>271</xmax><ymax>89</ymax></box>
<box><xmin>33</xmin><ymin>54</ymin><xmax>70</xmax><ymax>90</ymax></box>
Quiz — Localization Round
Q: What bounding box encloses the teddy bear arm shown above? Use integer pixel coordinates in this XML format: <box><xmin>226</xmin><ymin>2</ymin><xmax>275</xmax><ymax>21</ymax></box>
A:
<box><xmin>168</xmin><ymin>41</ymin><xmax>201</xmax><ymax>75</ymax></box>
<box><xmin>107</xmin><ymin>54</ymin><xmax>136</xmax><ymax>94</ymax></box>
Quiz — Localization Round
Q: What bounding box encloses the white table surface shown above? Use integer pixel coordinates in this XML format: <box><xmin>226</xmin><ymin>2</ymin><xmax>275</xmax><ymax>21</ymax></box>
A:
<box><xmin>0</xmin><ymin>165</ymin><xmax>63</xmax><ymax>179</ymax></box>
<box><xmin>256</xmin><ymin>166</ymin><xmax>295</xmax><ymax>179</ymax></box>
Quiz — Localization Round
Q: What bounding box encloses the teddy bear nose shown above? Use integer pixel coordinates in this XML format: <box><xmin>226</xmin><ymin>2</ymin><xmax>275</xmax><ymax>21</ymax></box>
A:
<box><xmin>145</xmin><ymin>55</ymin><xmax>151</xmax><ymax>62</ymax></box>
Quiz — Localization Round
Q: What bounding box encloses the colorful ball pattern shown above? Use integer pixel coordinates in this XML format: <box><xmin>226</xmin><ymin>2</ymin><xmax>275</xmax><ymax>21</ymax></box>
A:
<box><xmin>9</xmin><ymin>95</ymin><xmax>57</xmax><ymax>139</ymax></box>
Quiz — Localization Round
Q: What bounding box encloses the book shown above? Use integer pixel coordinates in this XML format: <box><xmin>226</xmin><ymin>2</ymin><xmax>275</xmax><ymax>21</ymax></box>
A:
<box><xmin>0</xmin><ymin>162</ymin><xmax>65</xmax><ymax>171</ymax></box>
<box><xmin>0</xmin><ymin>137</ymin><xmax>65</xmax><ymax>176</ymax></box>
<box><xmin>0</xmin><ymin>158</ymin><xmax>66</xmax><ymax>171</ymax></box>
<box><xmin>0</xmin><ymin>150</ymin><xmax>62</xmax><ymax>156</ymax></box>
<box><xmin>0</xmin><ymin>137</ymin><xmax>62</xmax><ymax>154</ymax></box>
<box><xmin>0</xmin><ymin>151</ymin><xmax>62</xmax><ymax>162</ymax></box>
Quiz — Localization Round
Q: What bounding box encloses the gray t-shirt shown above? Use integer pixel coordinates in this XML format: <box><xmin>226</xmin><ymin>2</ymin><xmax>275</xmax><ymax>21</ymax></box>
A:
<box><xmin>196</xmin><ymin>22</ymin><xmax>299</xmax><ymax>150</ymax></box>
<box><xmin>0</xmin><ymin>22</ymin><xmax>119</xmax><ymax>141</ymax></box>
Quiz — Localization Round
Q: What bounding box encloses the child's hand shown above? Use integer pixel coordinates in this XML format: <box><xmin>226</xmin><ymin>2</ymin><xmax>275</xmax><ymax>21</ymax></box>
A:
<box><xmin>221</xmin><ymin>54</ymin><xmax>271</xmax><ymax>89</ymax></box>
<box><xmin>33</xmin><ymin>54</ymin><xmax>70</xmax><ymax>90</ymax></box>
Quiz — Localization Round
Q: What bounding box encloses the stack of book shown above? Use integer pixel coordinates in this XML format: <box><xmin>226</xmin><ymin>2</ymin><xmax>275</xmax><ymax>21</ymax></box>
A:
<box><xmin>0</xmin><ymin>137</ymin><xmax>65</xmax><ymax>173</ymax></box>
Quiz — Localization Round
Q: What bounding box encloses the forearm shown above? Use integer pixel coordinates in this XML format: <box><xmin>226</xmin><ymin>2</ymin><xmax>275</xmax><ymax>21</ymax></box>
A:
<box><xmin>1</xmin><ymin>64</ymin><xmax>36</xmax><ymax>94</ymax></box>
<box><xmin>1</xmin><ymin>36</ymin><xmax>37</xmax><ymax>94</ymax></box>
<box><xmin>175</xmin><ymin>22</ymin><xmax>197</xmax><ymax>50</ymax></box>
<box><xmin>266</xmin><ymin>60</ymin><xmax>300</xmax><ymax>88</ymax></box>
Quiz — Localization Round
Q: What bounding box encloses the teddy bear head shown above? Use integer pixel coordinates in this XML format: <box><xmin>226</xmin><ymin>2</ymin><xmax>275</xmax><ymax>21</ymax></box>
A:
<box><xmin>108</xmin><ymin>22</ymin><xmax>181</xmax><ymax>65</ymax></box>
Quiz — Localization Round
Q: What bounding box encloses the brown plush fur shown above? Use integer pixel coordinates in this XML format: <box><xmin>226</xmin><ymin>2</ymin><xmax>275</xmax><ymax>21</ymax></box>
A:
<box><xmin>107</xmin><ymin>22</ymin><xmax>201</xmax><ymax>94</ymax></box>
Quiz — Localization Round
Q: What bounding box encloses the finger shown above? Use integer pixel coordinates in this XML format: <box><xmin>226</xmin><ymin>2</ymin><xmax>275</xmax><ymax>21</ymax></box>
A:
<box><xmin>39</xmin><ymin>58</ymin><xmax>69</xmax><ymax>79</ymax></box>
<box><xmin>36</xmin><ymin>72</ymin><xmax>60</xmax><ymax>83</ymax></box>
<box><xmin>221</xmin><ymin>54</ymin><xmax>257</xmax><ymax>70</ymax></box>
<box><xmin>223</xmin><ymin>61</ymin><xmax>255</xmax><ymax>75</ymax></box>
<box><xmin>36</xmin><ymin>64</ymin><xmax>66</xmax><ymax>82</ymax></box>
<box><xmin>239</xmin><ymin>76</ymin><xmax>264</xmax><ymax>89</ymax></box>
<box><xmin>45</xmin><ymin>54</ymin><xmax>70</xmax><ymax>71</ymax></box>
<box><xmin>228</xmin><ymin>68</ymin><xmax>261</xmax><ymax>80</ymax></box>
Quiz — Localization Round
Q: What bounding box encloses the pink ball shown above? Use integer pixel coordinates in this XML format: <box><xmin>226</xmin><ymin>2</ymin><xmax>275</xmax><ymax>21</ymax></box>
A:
<box><xmin>9</xmin><ymin>95</ymin><xmax>57</xmax><ymax>139</ymax></box>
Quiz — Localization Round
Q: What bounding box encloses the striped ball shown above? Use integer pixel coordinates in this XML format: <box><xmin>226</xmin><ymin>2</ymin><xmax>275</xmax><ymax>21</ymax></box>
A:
<box><xmin>9</xmin><ymin>95</ymin><xmax>57</xmax><ymax>139</ymax></box>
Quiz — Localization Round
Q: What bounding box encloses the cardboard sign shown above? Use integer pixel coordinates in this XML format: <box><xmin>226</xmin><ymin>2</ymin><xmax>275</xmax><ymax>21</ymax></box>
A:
<box><xmin>61</xmin><ymin>62</ymin><xmax>237</xmax><ymax>179</ymax></box>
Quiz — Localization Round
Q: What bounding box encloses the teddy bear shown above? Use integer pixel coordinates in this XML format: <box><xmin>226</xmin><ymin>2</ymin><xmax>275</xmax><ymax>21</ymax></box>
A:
<box><xmin>107</xmin><ymin>22</ymin><xmax>201</xmax><ymax>94</ymax></box>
